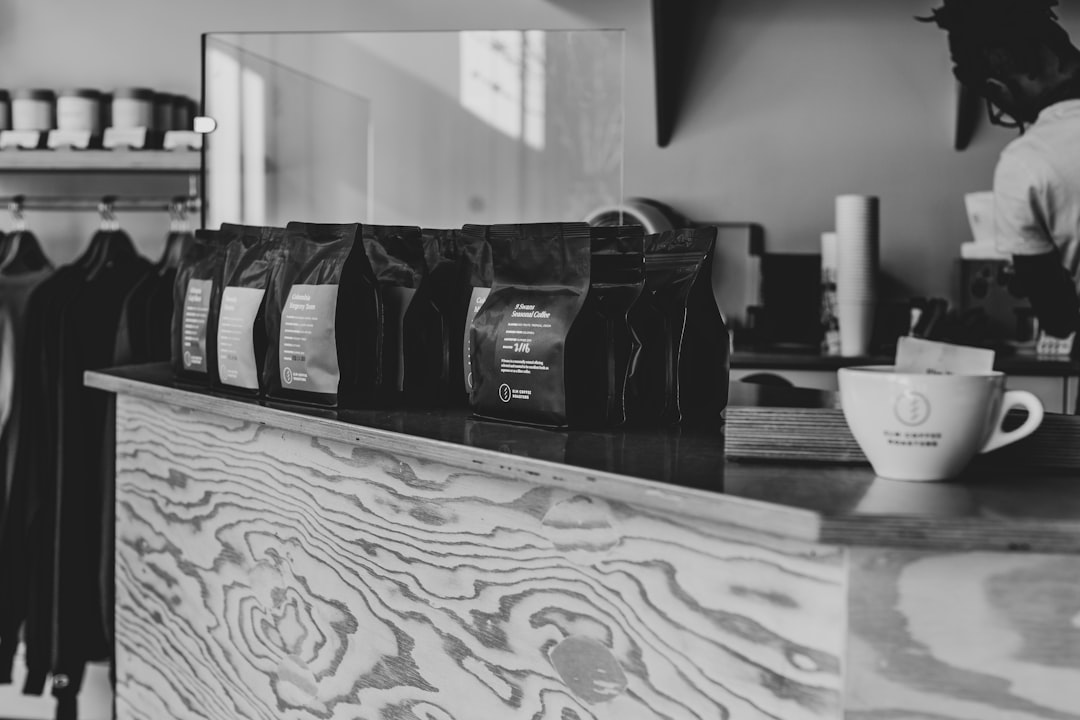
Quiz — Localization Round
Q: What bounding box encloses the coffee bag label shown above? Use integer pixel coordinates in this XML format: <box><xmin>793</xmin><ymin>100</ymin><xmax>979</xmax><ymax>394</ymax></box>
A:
<box><xmin>493</xmin><ymin>299</ymin><xmax>557</xmax><ymax>402</ymax></box>
<box><xmin>217</xmin><ymin>286</ymin><xmax>265</xmax><ymax>390</ymax></box>
<box><xmin>473</xmin><ymin>292</ymin><xmax>570</xmax><ymax>423</ymax></box>
<box><xmin>279</xmin><ymin>284</ymin><xmax>340</xmax><ymax>395</ymax></box>
<box><xmin>494</xmin><ymin>297</ymin><xmax>552</xmax><ymax>382</ymax></box>
<box><xmin>463</xmin><ymin>287</ymin><xmax>489</xmax><ymax>392</ymax></box>
<box><xmin>181</xmin><ymin>278</ymin><xmax>213</xmax><ymax>373</ymax></box>
<box><xmin>383</xmin><ymin>286</ymin><xmax>417</xmax><ymax>392</ymax></box>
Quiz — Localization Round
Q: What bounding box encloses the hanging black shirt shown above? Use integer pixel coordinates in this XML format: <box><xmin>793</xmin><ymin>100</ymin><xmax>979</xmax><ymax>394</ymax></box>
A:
<box><xmin>51</xmin><ymin>246</ymin><xmax>150</xmax><ymax>713</ymax></box>
<box><xmin>0</xmin><ymin>231</ymin><xmax>150</xmax><ymax>720</ymax></box>
<box><xmin>0</xmin><ymin>267</ymin><xmax>53</xmax><ymax>517</ymax></box>
<box><xmin>0</xmin><ymin>266</ymin><xmax>84</xmax><ymax>689</ymax></box>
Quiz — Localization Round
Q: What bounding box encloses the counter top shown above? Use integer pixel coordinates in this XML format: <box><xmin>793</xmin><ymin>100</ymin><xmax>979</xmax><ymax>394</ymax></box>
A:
<box><xmin>733</xmin><ymin>349</ymin><xmax>1080</xmax><ymax>376</ymax></box>
<box><xmin>87</xmin><ymin>364</ymin><xmax>1080</xmax><ymax>554</ymax></box>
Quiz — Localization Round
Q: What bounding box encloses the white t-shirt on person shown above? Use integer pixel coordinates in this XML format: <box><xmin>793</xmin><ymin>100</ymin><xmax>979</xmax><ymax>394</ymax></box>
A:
<box><xmin>994</xmin><ymin>99</ymin><xmax>1080</xmax><ymax>257</ymax></box>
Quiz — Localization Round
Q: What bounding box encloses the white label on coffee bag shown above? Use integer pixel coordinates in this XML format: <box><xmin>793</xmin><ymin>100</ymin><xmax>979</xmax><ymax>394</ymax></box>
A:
<box><xmin>279</xmin><ymin>284</ymin><xmax>340</xmax><ymax>395</ymax></box>
<box><xmin>463</xmin><ymin>287</ymin><xmax>490</xmax><ymax>392</ymax></box>
<box><xmin>181</xmin><ymin>278</ymin><xmax>213</xmax><ymax>373</ymax></box>
<box><xmin>217</xmin><ymin>286</ymin><xmax>265</xmax><ymax>390</ymax></box>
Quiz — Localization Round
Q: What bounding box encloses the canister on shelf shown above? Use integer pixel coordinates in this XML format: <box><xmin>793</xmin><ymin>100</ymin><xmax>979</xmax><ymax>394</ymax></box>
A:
<box><xmin>57</xmin><ymin>88</ymin><xmax>103</xmax><ymax>133</ymax></box>
<box><xmin>154</xmin><ymin>92</ymin><xmax>173</xmax><ymax>131</ymax></box>
<box><xmin>111</xmin><ymin>87</ymin><xmax>155</xmax><ymax>129</ymax></box>
<box><xmin>172</xmin><ymin>95</ymin><xmax>194</xmax><ymax>131</ymax></box>
<box><xmin>99</xmin><ymin>92</ymin><xmax>112</xmax><ymax>129</ymax></box>
<box><xmin>12</xmin><ymin>89</ymin><xmax>56</xmax><ymax>131</ymax></box>
<box><xmin>0</xmin><ymin>90</ymin><xmax>10</xmax><ymax>131</ymax></box>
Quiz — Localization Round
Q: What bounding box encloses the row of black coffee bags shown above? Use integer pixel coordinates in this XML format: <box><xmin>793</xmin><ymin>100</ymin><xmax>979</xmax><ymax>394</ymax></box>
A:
<box><xmin>170</xmin><ymin>221</ymin><xmax>729</xmax><ymax>428</ymax></box>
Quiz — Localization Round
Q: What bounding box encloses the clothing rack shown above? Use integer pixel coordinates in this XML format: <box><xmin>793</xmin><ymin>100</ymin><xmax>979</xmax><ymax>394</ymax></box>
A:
<box><xmin>0</xmin><ymin>194</ymin><xmax>200</xmax><ymax>215</ymax></box>
<box><xmin>2</xmin><ymin>194</ymin><xmax>199</xmax><ymax>232</ymax></box>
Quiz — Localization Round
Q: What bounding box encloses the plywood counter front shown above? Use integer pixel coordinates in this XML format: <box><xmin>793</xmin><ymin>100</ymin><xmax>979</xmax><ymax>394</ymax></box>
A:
<box><xmin>87</xmin><ymin>365</ymin><xmax>1080</xmax><ymax>720</ymax></box>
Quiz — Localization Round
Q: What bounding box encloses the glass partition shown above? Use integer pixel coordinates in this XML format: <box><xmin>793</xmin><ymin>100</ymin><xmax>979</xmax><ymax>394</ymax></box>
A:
<box><xmin>203</xmin><ymin>30</ymin><xmax>625</xmax><ymax>229</ymax></box>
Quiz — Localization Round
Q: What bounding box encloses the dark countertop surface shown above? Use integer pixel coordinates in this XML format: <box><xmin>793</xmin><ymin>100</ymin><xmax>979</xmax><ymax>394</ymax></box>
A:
<box><xmin>732</xmin><ymin>349</ymin><xmax>1080</xmax><ymax>376</ymax></box>
<box><xmin>87</xmin><ymin>364</ymin><xmax>1080</xmax><ymax>554</ymax></box>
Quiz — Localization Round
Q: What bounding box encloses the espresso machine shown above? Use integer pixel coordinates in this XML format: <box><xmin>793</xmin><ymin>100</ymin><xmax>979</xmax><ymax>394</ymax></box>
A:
<box><xmin>957</xmin><ymin>192</ymin><xmax>1034</xmax><ymax>348</ymax></box>
<box><xmin>957</xmin><ymin>258</ymin><xmax>1034</xmax><ymax>345</ymax></box>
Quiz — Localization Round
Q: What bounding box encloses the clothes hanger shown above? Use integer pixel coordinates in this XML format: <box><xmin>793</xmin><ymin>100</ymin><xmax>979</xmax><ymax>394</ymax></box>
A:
<box><xmin>0</xmin><ymin>197</ymin><xmax>25</xmax><ymax>268</ymax></box>
<box><xmin>84</xmin><ymin>196</ymin><xmax>137</xmax><ymax>280</ymax></box>
<box><xmin>158</xmin><ymin>196</ymin><xmax>190</xmax><ymax>273</ymax></box>
<box><xmin>75</xmin><ymin>196</ymin><xmax>117</xmax><ymax>270</ymax></box>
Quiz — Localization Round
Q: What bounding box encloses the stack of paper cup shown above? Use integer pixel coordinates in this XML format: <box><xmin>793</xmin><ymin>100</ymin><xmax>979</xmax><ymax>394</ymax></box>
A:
<box><xmin>835</xmin><ymin>195</ymin><xmax>879</xmax><ymax>356</ymax></box>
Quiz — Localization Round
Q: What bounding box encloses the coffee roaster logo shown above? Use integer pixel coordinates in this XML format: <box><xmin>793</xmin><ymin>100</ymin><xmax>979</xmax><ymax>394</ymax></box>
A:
<box><xmin>894</xmin><ymin>391</ymin><xmax>931</xmax><ymax>426</ymax></box>
<box><xmin>499</xmin><ymin>383</ymin><xmax>512</xmax><ymax>403</ymax></box>
<box><xmin>283</xmin><ymin>367</ymin><xmax>294</xmax><ymax>385</ymax></box>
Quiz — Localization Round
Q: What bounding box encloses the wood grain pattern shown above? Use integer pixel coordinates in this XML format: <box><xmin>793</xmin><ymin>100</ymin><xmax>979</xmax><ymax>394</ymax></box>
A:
<box><xmin>87</xmin><ymin>366</ymin><xmax>823</xmax><ymax>544</ymax></box>
<box><xmin>846</xmin><ymin>548</ymin><xmax>1080</xmax><ymax>719</ymax></box>
<box><xmin>114</xmin><ymin>395</ymin><xmax>847</xmax><ymax>720</ymax></box>
<box><xmin>88</xmin><ymin>366</ymin><xmax>1080</xmax><ymax>554</ymax></box>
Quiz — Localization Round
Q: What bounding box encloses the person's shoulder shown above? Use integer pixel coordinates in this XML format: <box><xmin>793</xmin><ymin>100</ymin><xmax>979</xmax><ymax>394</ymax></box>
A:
<box><xmin>1001</xmin><ymin>130</ymin><xmax>1037</xmax><ymax>157</ymax></box>
<box><xmin>1006</xmin><ymin>107</ymin><xmax>1080</xmax><ymax>160</ymax></box>
<box><xmin>995</xmin><ymin>131</ymin><xmax>1056</xmax><ymax>190</ymax></box>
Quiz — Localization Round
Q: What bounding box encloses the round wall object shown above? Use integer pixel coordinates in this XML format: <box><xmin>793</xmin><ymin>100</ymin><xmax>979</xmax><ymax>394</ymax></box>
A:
<box><xmin>584</xmin><ymin>197</ymin><xmax>688</xmax><ymax>234</ymax></box>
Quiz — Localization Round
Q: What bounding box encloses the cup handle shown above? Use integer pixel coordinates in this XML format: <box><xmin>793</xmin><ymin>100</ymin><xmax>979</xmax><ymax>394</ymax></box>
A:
<box><xmin>979</xmin><ymin>390</ymin><xmax>1044</xmax><ymax>454</ymax></box>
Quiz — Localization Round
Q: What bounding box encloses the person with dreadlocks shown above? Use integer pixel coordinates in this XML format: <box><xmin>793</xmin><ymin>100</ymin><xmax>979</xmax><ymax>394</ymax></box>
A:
<box><xmin>922</xmin><ymin>0</ymin><xmax>1080</xmax><ymax>344</ymax></box>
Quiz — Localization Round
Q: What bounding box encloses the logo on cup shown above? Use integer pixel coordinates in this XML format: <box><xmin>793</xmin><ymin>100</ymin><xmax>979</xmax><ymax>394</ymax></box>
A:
<box><xmin>498</xmin><ymin>383</ymin><xmax>512</xmax><ymax>403</ymax></box>
<box><xmin>894</xmin><ymin>391</ymin><xmax>931</xmax><ymax>426</ymax></box>
<box><xmin>283</xmin><ymin>367</ymin><xmax>294</xmax><ymax>385</ymax></box>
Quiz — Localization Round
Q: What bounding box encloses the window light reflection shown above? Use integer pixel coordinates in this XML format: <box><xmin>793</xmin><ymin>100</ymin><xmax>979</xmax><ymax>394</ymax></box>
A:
<box><xmin>460</xmin><ymin>31</ymin><xmax>546</xmax><ymax>151</ymax></box>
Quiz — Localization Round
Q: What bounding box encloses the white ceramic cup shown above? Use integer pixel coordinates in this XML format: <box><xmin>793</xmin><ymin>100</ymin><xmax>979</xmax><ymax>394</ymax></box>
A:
<box><xmin>837</xmin><ymin>366</ymin><xmax>1044</xmax><ymax>481</ymax></box>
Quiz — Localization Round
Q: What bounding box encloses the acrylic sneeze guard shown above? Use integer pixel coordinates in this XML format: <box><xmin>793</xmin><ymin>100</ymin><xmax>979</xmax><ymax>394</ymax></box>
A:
<box><xmin>203</xmin><ymin>30</ymin><xmax>625</xmax><ymax>229</ymax></box>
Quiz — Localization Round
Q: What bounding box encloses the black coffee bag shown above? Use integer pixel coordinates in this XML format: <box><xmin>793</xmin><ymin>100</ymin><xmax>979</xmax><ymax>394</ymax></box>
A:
<box><xmin>171</xmin><ymin>230</ymin><xmax>227</xmax><ymax>385</ymax></box>
<box><xmin>403</xmin><ymin>225</ymin><xmax>493</xmax><ymax>407</ymax></box>
<box><xmin>360</xmin><ymin>225</ymin><xmax>426</xmax><ymax>403</ymax></box>
<box><xmin>576</xmin><ymin>226</ymin><xmax>646</xmax><ymax>427</ymax></box>
<box><xmin>459</xmin><ymin>224</ymin><xmax>494</xmax><ymax>400</ymax></box>
<box><xmin>469</xmin><ymin>222</ymin><xmax>591</xmax><ymax>427</ymax></box>
<box><xmin>265</xmin><ymin>222</ymin><xmax>380</xmax><ymax>408</ymax></box>
<box><xmin>402</xmin><ymin>229</ymin><xmax>458</xmax><ymax>407</ymax></box>
<box><xmin>627</xmin><ymin>227</ymin><xmax>729</xmax><ymax>425</ymax></box>
<box><xmin>214</xmin><ymin>224</ymin><xmax>285</xmax><ymax>395</ymax></box>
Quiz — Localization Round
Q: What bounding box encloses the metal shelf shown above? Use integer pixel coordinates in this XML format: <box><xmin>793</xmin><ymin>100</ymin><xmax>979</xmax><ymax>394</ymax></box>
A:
<box><xmin>0</xmin><ymin>149</ymin><xmax>200</xmax><ymax>173</ymax></box>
